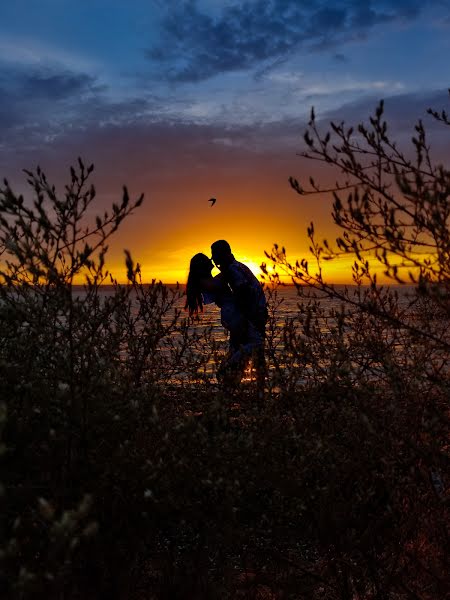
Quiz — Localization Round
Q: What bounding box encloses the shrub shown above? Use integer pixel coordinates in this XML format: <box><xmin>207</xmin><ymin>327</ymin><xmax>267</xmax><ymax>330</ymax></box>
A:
<box><xmin>264</xmin><ymin>97</ymin><xmax>450</xmax><ymax>599</ymax></box>
<box><xmin>0</xmin><ymin>93</ymin><xmax>448</xmax><ymax>599</ymax></box>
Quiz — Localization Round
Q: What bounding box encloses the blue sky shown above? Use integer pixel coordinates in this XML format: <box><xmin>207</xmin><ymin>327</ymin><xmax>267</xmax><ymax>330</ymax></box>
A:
<box><xmin>1</xmin><ymin>0</ymin><xmax>449</xmax><ymax>281</ymax></box>
<box><xmin>1</xmin><ymin>1</ymin><xmax>448</xmax><ymax>126</ymax></box>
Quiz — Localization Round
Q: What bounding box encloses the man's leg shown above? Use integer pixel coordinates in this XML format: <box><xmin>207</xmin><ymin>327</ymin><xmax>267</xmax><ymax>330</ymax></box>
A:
<box><xmin>217</xmin><ymin>346</ymin><xmax>247</xmax><ymax>389</ymax></box>
<box><xmin>217</xmin><ymin>331</ymin><xmax>247</xmax><ymax>390</ymax></box>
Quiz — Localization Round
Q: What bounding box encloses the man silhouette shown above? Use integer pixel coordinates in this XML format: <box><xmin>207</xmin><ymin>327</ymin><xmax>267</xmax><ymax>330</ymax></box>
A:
<box><xmin>211</xmin><ymin>240</ymin><xmax>268</xmax><ymax>394</ymax></box>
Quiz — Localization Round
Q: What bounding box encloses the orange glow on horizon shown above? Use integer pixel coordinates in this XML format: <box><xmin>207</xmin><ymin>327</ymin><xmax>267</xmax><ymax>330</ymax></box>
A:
<box><xmin>67</xmin><ymin>176</ymin><xmax>436</xmax><ymax>287</ymax></box>
<box><xmin>68</xmin><ymin>160</ymin><xmax>371</xmax><ymax>286</ymax></box>
<box><xmin>98</xmin><ymin>252</ymin><xmax>403</xmax><ymax>286</ymax></box>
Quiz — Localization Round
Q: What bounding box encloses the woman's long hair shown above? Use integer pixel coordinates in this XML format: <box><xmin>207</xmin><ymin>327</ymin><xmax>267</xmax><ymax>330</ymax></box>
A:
<box><xmin>185</xmin><ymin>253</ymin><xmax>213</xmax><ymax>316</ymax></box>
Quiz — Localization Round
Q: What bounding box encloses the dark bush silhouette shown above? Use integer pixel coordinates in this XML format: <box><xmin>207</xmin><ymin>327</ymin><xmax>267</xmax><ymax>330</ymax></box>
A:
<box><xmin>264</xmin><ymin>97</ymin><xmax>450</xmax><ymax>599</ymax></box>
<box><xmin>0</xmin><ymin>94</ymin><xmax>449</xmax><ymax>600</ymax></box>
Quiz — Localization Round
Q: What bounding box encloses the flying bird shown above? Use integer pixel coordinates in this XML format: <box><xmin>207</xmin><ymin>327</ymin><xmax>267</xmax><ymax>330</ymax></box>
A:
<box><xmin>208</xmin><ymin>197</ymin><xmax>217</xmax><ymax>207</ymax></box>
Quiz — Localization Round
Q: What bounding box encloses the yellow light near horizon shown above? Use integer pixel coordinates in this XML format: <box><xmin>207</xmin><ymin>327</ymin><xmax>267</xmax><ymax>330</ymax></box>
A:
<box><xmin>74</xmin><ymin>244</ymin><xmax>435</xmax><ymax>287</ymax></box>
<box><xmin>111</xmin><ymin>254</ymin><xmax>364</xmax><ymax>286</ymax></box>
<box><xmin>234</xmin><ymin>257</ymin><xmax>264</xmax><ymax>279</ymax></box>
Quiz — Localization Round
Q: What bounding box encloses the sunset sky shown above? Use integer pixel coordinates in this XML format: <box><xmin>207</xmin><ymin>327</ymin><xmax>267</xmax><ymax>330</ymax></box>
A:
<box><xmin>1</xmin><ymin>0</ymin><xmax>449</xmax><ymax>283</ymax></box>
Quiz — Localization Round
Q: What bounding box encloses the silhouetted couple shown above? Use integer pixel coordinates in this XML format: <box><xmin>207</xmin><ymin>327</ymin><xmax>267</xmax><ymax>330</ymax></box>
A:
<box><xmin>185</xmin><ymin>240</ymin><xmax>268</xmax><ymax>394</ymax></box>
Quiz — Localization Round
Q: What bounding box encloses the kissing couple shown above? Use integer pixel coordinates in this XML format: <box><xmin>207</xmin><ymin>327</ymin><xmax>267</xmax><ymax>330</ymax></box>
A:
<box><xmin>185</xmin><ymin>240</ymin><xmax>268</xmax><ymax>391</ymax></box>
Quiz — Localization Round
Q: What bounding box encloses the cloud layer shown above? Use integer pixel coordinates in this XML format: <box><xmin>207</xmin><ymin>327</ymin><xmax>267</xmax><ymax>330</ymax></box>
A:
<box><xmin>147</xmin><ymin>0</ymin><xmax>423</xmax><ymax>81</ymax></box>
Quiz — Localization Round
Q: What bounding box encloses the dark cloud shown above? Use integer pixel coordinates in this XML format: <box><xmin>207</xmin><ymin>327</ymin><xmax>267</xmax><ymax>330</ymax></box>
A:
<box><xmin>321</xmin><ymin>89</ymin><xmax>448</xmax><ymax>129</ymax></box>
<box><xmin>1</xmin><ymin>111</ymin><xmax>297</xmax><ymax>179</ymax></box>
<box><xmin>2</xmin><ymin>87</ymin><xmax>447</xmax><ymax>186</ymax></box>
<box><xmin>315</xmin><ymin>89</ymin><xmax>450</xmax><ymax>163</ymax></box>
<box><xmin>147</xmin><ymin>0</ymin><xmax>425</xmax><ymax>82</ymax></box>
<box><xmin>19</xmin><ymin>71</ymin><xmax>99</xmax><ymax>100</ymax></box>
<box><xmin>0</xmin><ymin>64</ymin><xmax>102</xmax><ymax>134</ymax></box>
<box><xmin>0</xmin><ymin>65</ymin><xmax>99</xmax><ymax>102</ymax></box>
<box><xmin>0</xmin><ymin>63</ymin><xmax>176</xmax><ymax>160</ymax></box>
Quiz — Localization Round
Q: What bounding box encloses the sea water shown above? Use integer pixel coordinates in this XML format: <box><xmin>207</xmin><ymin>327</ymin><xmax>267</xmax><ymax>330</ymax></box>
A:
<box><xmin>73</xmin><ymin>283</ymin><xmax>419</xmax><ymax>385</ymax></box>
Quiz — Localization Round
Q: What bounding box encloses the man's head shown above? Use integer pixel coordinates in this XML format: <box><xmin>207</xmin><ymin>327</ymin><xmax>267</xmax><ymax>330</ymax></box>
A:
<box><xmin>211</xmin><ymin>239</ymin><xmax>233</xmax><ymax>269</ymax></box>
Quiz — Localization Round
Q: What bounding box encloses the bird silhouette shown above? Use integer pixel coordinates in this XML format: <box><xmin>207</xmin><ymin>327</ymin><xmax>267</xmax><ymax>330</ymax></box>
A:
<box><xmin>208</xmin><ymin>197</ymin><xmax>217</xmax><ymax>207</ymax></box>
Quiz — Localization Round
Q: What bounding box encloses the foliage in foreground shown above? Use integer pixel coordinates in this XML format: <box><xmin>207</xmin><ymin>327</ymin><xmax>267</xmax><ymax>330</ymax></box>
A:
<box><xmin>0</xmin><ymin>98</ymin><xmax>449</xmax><ymax>600</ymax></box>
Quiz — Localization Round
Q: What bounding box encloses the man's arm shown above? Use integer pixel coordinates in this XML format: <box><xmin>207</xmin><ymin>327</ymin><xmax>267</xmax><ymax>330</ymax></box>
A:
<box><xmin>199</xmin><ymin>274</ymin><xmax>228</xmax><ymax>294</ymax></box>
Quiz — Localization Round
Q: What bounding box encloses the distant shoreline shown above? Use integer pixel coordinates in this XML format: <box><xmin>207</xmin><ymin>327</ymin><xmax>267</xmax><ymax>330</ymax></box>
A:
<box><xmin>71</xmin><ymin>282</ymin><xmax>416</xmax><ymax>289</ymax></box>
